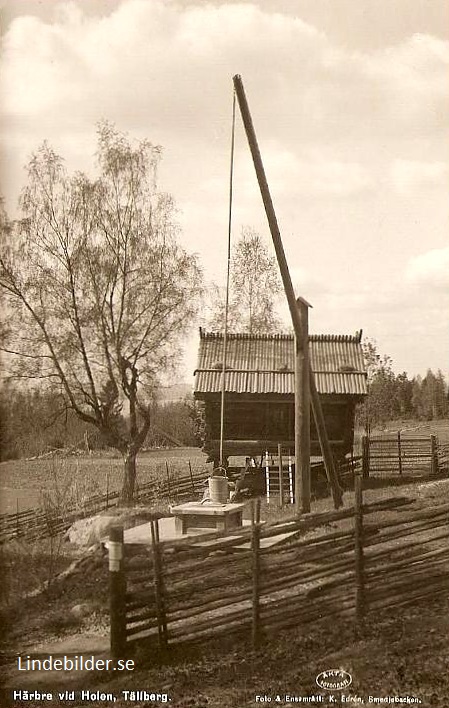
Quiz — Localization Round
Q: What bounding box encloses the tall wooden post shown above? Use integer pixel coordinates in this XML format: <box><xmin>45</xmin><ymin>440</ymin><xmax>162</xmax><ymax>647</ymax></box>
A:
<box><xmin>308</xmin><ymin>374</ymin><xmax>343</xmax><ymax>507</ymax></box>
<box><xmin>109</xmin><ymin>525</ymin><xmax>126</xmax><ymax>659</ymax></box>
<box><xmin>296</xmin><ymin>298</ymin><xmax>311</xmax><ymax>514</ymax></box>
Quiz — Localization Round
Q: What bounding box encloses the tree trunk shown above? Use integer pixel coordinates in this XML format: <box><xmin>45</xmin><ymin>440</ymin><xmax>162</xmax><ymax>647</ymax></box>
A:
<box><xmin>121</xmin><ymin>451</ymin><xmax>137</xmax><ymax>505</ymax></box>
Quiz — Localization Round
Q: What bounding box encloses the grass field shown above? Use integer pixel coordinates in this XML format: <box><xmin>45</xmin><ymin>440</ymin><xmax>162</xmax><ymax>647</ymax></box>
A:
<box><xmin>0</xmin><ymin>447</ymin><xmax>208</xmax><ymax>514</ymax></box>
<box><xmin>1</xmin><ymin>419</ymin><xmax>448</xmax><ymax>515</ymax></box>
<box><xmin>353</xmin><ymin>418</ymin><xmax>449</xmax><ymax>450</ymax></box>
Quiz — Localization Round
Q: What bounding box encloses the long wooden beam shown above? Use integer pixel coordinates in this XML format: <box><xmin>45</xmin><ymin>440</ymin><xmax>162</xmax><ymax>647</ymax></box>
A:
<box><xmin>296</xmin><ymin>297</ymin><xmax>311</xmax><ymax>512</ymax></box>
<box><xmin>232</xmin><ymin>73</ymin><xmax>343</xmax><ymax>510</ymax></box>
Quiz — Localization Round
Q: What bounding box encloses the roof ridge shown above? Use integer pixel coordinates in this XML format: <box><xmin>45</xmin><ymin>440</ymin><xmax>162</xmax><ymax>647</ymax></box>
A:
<box><xmin>199</xmin><ymin>329</ymin><xmax>361</xmax><ymax>342</ymax></box>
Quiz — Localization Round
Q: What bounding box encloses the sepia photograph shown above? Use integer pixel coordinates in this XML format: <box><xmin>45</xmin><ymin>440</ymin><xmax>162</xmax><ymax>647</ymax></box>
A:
<box><xmin>0</xmin><ymin>1</ymin><xmax>448</xmax><ymax>707</ymax></box>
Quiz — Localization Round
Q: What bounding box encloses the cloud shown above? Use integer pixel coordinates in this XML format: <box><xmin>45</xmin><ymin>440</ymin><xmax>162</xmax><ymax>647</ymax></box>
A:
<box><xmin>0</xmin><ymin>1</ymin><xmax>448</xmax><ymax>378</ymax></box>
<box><xmin>202</xmin><ymin>147</ymin><xmax>373</xmax><ymax>202</ymax></box>
<box><xmin>405</xmin><ymin>247</ymin><xmax>449</xmax><ymax>288</ymax></box>
<box><xmin>390</xmin><ymin>160</ymin><xmax>448</xmax><ymax>193</ymax></box>
<box><xmin>262</xmin><ymin>148</ymin><xmax>374</xmax><ymax>197</ymax></box>
<box><xmin>0</xmin><ymin>2</ymin><xmax>324</xmax><ymax>129</ymax></box>
<box><xmin>1</xmin><ymin>2</ymin><xmax>447</xmax><ymax>217</ymax></box>
<box><xmin>2</xmin><ymin>3</ymin><xmax>448</xmax><ymax>150</ymax></box>
<box><xmin>354</xmin><ymin>33</ymin><xmax>449</xmax><ymax>134</ymax></box>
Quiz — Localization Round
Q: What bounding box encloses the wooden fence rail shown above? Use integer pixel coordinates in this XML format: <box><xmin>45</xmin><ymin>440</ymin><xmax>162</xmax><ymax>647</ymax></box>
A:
<box><xmin>108</xmin><ymin>484</ymin><xmax>449</xmax><ymax>658</ymax></box>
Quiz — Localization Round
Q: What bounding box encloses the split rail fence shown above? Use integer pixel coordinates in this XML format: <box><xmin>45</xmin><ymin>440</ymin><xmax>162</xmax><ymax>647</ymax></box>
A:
<box><xmin>108</xmin><ymin>480</ymin><xmax>449</xmax><ymax>658</ymax></box>
<box><xmin>0</xmin><ymin>464</ymin><xmax>206</xmax><ymax>544</ymax></box>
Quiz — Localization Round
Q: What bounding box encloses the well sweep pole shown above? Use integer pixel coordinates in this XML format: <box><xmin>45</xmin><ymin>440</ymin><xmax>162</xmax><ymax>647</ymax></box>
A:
<box><xmin>233</xmin><ymin>73</ymin><xmax>342</xmax><ymax>510</ymax></box>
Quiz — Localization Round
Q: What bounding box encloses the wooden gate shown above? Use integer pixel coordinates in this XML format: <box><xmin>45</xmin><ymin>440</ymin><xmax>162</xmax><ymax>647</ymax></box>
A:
<box><xmin>362</xmin><ymin>433</ymin><xmax>438</xmax><ymax>477</ymax></box>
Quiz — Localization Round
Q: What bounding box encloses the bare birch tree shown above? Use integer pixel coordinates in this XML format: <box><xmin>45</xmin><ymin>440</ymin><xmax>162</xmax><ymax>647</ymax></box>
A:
<box><xmin>208</xmin><ymin>227</ymin><xmax>282</xmax><ymax>333</ymax></box>
<box><xmin>0</xmin><ymin>123</ymin><xmax>203</xmax><ymax>502</ymax></box>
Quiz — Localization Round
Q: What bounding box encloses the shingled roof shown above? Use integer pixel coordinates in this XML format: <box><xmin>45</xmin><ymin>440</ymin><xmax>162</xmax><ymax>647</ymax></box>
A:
<box><xmin>194</xmin><ymin>329</ymin><xmax>367</xmax><ymax>397</ymax></box>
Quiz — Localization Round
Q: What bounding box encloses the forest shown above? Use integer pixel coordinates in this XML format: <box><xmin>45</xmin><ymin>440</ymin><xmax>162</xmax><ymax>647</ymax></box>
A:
<box><xmin>0</xmin><ymin>386</ymin><xmax>199</xmax><ymax>461</ymax></box>
<box><xmin>358</xmin><ymin>340</ymin><xmax>448</xmax><ymax>433</ymax></box>
<box><xmin>0</xmin><ymin>364</ymin><xmax>447</xmax><ymax>462</ymax></box>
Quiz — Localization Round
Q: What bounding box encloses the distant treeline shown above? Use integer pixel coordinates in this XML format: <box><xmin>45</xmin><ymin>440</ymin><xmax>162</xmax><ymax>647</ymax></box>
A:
<box><xmin>358</xmin><ymin>368</ymin><xmax>449</xmax><ymax>433</ymax></box>
<box><xmin>0</xmin><ymin>386</ymin><xmax>198</xmax><ymax>461</ymax></box>
<box><xmin>1</xmin><ymin>368</ymin><xmax>447</xmax><ymax>461</ymax></box>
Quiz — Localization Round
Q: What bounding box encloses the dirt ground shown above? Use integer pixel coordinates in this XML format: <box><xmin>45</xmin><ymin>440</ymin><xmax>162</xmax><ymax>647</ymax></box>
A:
<box><xmin>1</xmin><ymin>584</ymin><xmax>448</xmax><ymax>708</ymax></box>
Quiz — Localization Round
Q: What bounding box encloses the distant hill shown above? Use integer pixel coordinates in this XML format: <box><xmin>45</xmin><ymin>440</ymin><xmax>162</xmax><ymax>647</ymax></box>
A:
<box><xmin>157</xmin><ymin>383</ymin><xmax>192</xmax><ymax>403</ymax></box>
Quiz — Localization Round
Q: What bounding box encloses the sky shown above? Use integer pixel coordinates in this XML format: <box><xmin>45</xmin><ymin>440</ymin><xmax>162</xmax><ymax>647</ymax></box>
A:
<box><xmin>1</xmin><ymin>0</ymin><xmax>448</xmax><ymax>382</ymax></box>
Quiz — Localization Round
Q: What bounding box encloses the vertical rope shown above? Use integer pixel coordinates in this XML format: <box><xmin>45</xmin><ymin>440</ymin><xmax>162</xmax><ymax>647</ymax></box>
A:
<box><xmin>219</xmin><ymin>89</ymin><xmax>236</xmax><ymax>469</ymax></box>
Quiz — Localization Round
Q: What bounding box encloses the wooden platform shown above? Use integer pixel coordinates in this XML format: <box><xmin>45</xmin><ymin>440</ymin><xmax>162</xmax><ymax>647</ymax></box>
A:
<box><xmin>106</xmin><ymin>516</ymin><xmax>299</xmax><ymax>550</ymax></box>
<box><xmin>170</xmin><ymin>501</ymin><xmax>247</xmax><ymax>534</ymax></box>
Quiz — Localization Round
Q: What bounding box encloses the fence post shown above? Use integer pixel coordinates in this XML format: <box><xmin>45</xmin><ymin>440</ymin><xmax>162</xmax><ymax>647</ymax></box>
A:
<box><xmin>251</xmin><ymin>498</ymin><xmax>261</xmax><ymax>650</ymax></box>
<box><xmin>278</xmin><ymin>444</ymin><xmax>284</xmax><ymax>508</ymax></box>
<box><xmin>109</xmin><ymin>525</ymin><xmax>126</xmax><ymax>659</ymax></box>
<box><xmin>165</xmin><ymin>461</ymin><xmax>172</xmax><ymax>500</ymax></box>
<box><xmin>151</xmin><ymin>519</ymin><xmax>168</xmax><ymax>653</ymax></box>
<box><xmin>361</xmin><ymin>436</ymin><xmax>370</xmax><ymax>479</ymax></box>
<box><xmin>106</xmin><ymin>472</ymin><xmax>110</xmax><ymax>509</ymax></box>
<box><xmin>354</xmin><ymin>471</ymin><xmax>365</xmax><ymax>628</ymax></box>
<box><xmin>397</xmin><ymin>431</ymin><xmax>403</xmax><ymax>476</ymax></box>
<box><xmin>430</xmin><ymin>435</ymin><xmax>438</xmax><ymax>476</ymax></box>
<box><xmin>188</xmin><ymin>460</ymin><xmax>195</xmax><ymax>494</ymax></box>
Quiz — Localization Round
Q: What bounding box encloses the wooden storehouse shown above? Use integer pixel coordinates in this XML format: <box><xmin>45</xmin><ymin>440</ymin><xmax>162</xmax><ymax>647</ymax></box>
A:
<box><xmin>194</xmin><ymin>328</ymin><xmax>367</xmax><ymax>464</ymax></box>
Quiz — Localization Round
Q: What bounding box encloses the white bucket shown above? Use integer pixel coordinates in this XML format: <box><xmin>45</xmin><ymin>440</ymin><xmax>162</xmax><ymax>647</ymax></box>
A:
<box><xmin>208</xmin><ymin>476</ymin><xmax>228</xmax><ymax>504</ymax></box>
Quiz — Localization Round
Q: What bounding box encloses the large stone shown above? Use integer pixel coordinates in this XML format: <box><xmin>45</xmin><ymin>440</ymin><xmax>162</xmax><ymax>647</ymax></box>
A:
<box><xmin>70</xmin><ymin>603</ymin><xmax>94</xmax><ymax>619</ymax></box>
<box><xmin>66</xmin><ymin>515</ymin><xmax>118</xmax><ymax>547</ymax></box>
<box><xmin>67</xmin><ymin>511</ymin><xmax>150</xmax><ymax>547</ymax></box>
